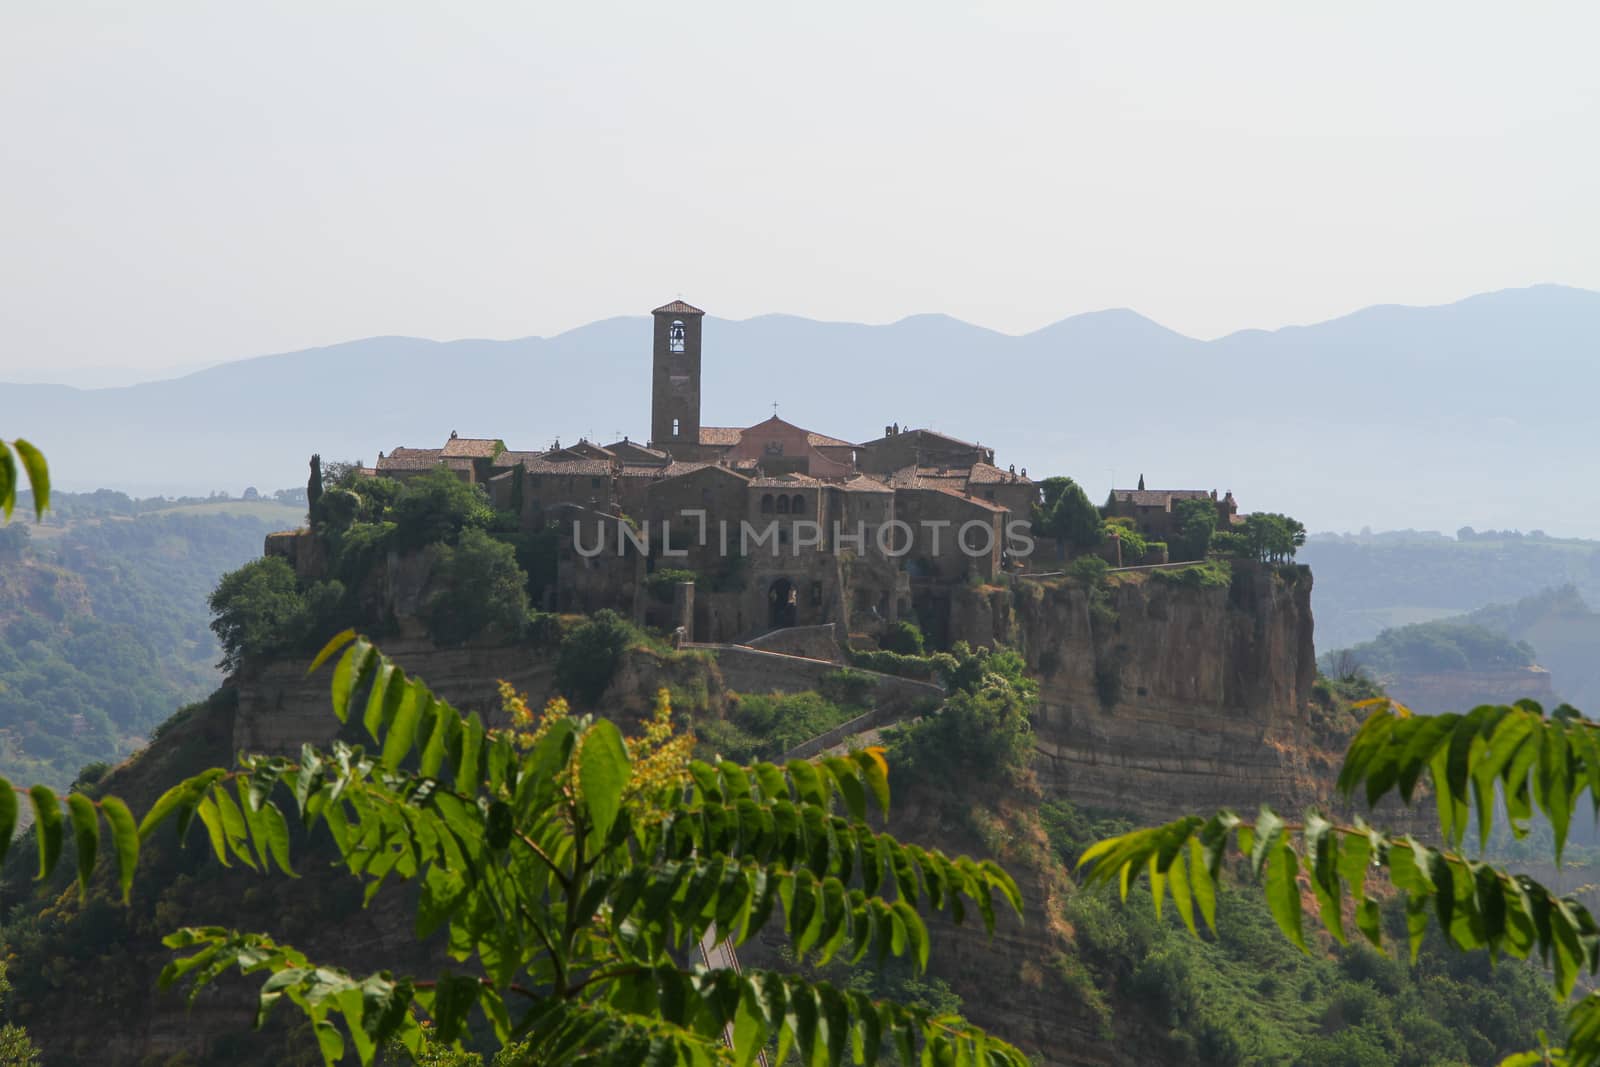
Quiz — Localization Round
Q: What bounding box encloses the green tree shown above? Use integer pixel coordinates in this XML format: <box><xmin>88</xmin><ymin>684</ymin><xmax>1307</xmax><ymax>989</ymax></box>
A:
<box><xmin>554</xmin><ymin>608</ymin><xmax>637</xmax><ymax>706</ymax></box>
<box><xmin>391</xmin><ymin>469</ymin><xmax>494</xmax><ymax>552</ymax></box>
<box><xmin>1171</xmin><ymin>498</ymin><xmax>1217</xmax><ymax>562</ymax></box>
<box><xmin>208</xmin><ymin>556</ymin><xmax>308</xmax><ymax>673</ymax></box>
<box><xmin>0</xmin><ymin>632</ymin><xmax>1028</xmax><ymax>1066</ymax></box>
<box><xmin>421</xmin><ymin>528</ymin><xmax>530</xmax><ymax>646</ymax></box>
<box><xmin>0</xmin><ymin>962</ymin><xmax>40</xmax><ymax>1067</ymax></box>
<box><xmin>880</xmin><ymin>620</ymin><xmax>925</xmax><ymax>656</ymax></box>
<box><xmin>307</xmin><ymin>453</ymin><xmax>324</xmax><ymax>524</ymax></box>
<box><xmin>1240</xmin><ymin>511</ymin><xmax>1307</xmax><ymax>563</ymax></box>
<box><xmin>1033</xmin><ymin>476</ymin><xmax>1103</xmax><ymax>551</ymax></box>
<box><xmin>1080</xmin><ymin>696</ymin><xmax>1600</xmax><ymax>1066</ymax></box>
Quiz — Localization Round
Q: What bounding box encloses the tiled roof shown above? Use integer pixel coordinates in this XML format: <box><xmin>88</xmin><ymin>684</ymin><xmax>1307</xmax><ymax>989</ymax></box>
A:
<box><xmin>967</xmin><ymin>462</ymin><xmax>1031</xmax><ymax>485</ymax></box>
<box><xmin>384</xmin><ymin>446</ymin><xmax>441</xmax><ymax>461</ymax></box>
<box><xmin>376</xmin><ymin>455</ymin><xmax>473</xmax><ymax>472</ymax></box>
<box><xmin>1111</xmin><ymin>489</ymin><xmax>1214</xmax><ymax>508</ymax></box>
<box><xmin>806</xmin><ymin>431</ymin><xmax>857</xmax><ymax>449</ymax></box>
<box><xmin>653</xmin><ymin>299</ymin><xmax>705</xmax><ymax>316</ymax></box>
<box><xmin>838</xmin><ymin>474</ymin><xmax>893</xmax><ymax>493</ymax></box>
<box><xmin>618</xmin><ymin>461</ymin><xmax>717</xmax><ymax>479</ymax></box>
<box><xmin>493</xmin><ymin>450</ymin><xmax>544</xmax><ymax>466</ymax></box>
<box><xmin>524</xmin><ymin>458</ymin><xmax>613</xmax><ymax>476</ymax></box>
<box><xmin>861</xmin><ymin>427</ymin><xmax>986</xmax><ymax>451</ymax></box>
<box><xmin>605</xmin><ymin>440</ymin><xmax>668</xmax><ymax>461</ymax></box>
<box><xmin>441</xmin><ymin>436</ymin><xmax>504</xmax><ymax>458</ymax></box>
<box><xmin>901</xmin><ymin>485</ymin><xmax>1009</xmax><ymax>513</ymax></box>
<box><xmin>698</xmin><ymin>426</ymin><xmax>743</xmax><ymax>446</ymax></box>
<box><xmin>750</xmin><ymin>473</ymin><xmax>823</xmax><ymax>489</ymax></box>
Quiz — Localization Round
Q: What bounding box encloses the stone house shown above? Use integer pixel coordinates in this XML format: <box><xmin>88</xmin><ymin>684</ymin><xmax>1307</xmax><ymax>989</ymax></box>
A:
<box><xmin>1105</xmin><ymin>482</ymin><xmax>1240</xmax><ymax>542</ymax></box>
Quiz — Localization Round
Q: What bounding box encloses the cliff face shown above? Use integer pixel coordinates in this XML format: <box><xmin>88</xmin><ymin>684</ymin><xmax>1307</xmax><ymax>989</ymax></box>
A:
<box><xmin>952</xmin><ymin>563</ymin><xmax>1324</xmax><ymax>821</ymax></box>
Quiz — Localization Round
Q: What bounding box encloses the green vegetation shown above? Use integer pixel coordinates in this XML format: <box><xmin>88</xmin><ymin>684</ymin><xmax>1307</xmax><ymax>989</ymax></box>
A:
<box><xmin>1047</xmin><ymin>798</ymin><xmax>1559</xmax><ymax>1065</ymax></box>
<box><xmin>1079</xmin><ymin>696</ymin><xmax>1600</xmax><ymax>1065</ymax></box>
<box><xmin>1033</xmin><ymin>476</ymin><xmax>1103</xmax><ymax>550</ymax></box>
<box><xmin>879</xmin><ymin>619</ymin><xmax>926</xmax><ymax>655</ymax></box>
<box><xmin>1328</xmin><ymin>620</ymin><xmax>1536</xmax><ymax>677</ymax></box>
<box><xmin>553</xmin><ymin>609</ymin><xmax>648</xmax><ymax>706</ymax></box>
<box><xmin>208</xmin><ymin>465</ymin><xmax>554</xmax><ymax>669</ymax></box>
<box><xmin>0</xmin><ymin>503</ymin><xmax>293</xmax><ymax>786</ymax></box>
<box><xmin>642</xmin><ymin>567</ymin><xmax>697</xmax><ymax>604</ymax></box>
<box><xmin>1105</xmin><ymin>517</ymin><xmax>1150</xmax><ymax>563</ymax></box>
<box><xmin>0</xmin><ymin>632</ymin><xmax>1028</xmax><ymax>1065</ymax></box>
<box><xmin>1150</xmin><ymin>559</ymin><xmax>1233</xmax><ymax>589</ymax></box>
<box><xmin>695</xmin><ymin>689</ymin><xmax>868</xmax><ymax>763</ymax></box>
<box><xmin>1298</xmin><ymin>532</ymin><xmax>1600</xmax><ymax>653</ymax></box>
<box><xmin>888</xmin><ymin>644</ymin><xmax>1035</xmax><ymax>788</ymax></box>
<box><xmin>1172</xmin><ymin>497</ymin><xmax>1217</xmax><ymax>562</ymax></box>
<box><xmin>1235</xmin><ymin>512</ymin><xmax>1307</xmax><ymax>564</ymax></box>
<box><xmin>421</xmin><ymin>529</ymin><xmax>530</xmax><ymax>646</ymax></box>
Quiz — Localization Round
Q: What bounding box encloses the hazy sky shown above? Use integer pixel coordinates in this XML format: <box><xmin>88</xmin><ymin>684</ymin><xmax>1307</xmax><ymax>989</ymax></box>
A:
<box><xmin>3</xmin><ymin>2</ymin><xmax>1597</xmax><ymax>383</ymax></box>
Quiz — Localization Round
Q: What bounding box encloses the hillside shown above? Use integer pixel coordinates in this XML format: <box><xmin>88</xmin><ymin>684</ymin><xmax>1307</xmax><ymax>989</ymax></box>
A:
<box><xmin>7</xmin><ymin>285</ymin><xmax>1600</xmax><ymax>536</ymax></box>
<box><xmin>1301</xmin><ymin>531</ymin><xmax>1600</xmax><ymax>652</ymax></box>
<box><xmin>0</xmin><ymin>534</ymin><xmax>1564</xmax><ymax>1065</ymax></box>
<box><xmin>0</xmin><ymin>495</ymin><xmax>299</xmax><ymax>787</ymax></box>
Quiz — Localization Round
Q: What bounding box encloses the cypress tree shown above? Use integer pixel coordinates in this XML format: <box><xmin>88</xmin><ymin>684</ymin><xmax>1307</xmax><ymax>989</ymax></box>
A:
<box><xmin>307</xmin><ymin>453</ymin><xmax>324</xmax><ymax>523</ymax></box>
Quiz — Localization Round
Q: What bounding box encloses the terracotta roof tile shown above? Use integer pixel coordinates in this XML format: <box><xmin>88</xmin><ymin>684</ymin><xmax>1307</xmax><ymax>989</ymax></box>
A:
<box><xmin>441</xmin><ymin>436</ymin><xmax>504</xmax><ymax>458</ymax></box>
<box><xmin>1111</xmin><ymin>489</ymin><xmax>1214</xmax><ymax>508</ymax></box>
<box><xmin>652</xmin><ymin>300</ymin><xmax>705</xmax><ymax>316</ymax></box>
<box><xmin>524</xmin><ymin>458</ymin><xmax>613</xmax><ymax>476</ymax></box>
<box><xmin>697</xmin><ymin>426</ymin><xmax>743</xmax><ymax>446</ymax></box>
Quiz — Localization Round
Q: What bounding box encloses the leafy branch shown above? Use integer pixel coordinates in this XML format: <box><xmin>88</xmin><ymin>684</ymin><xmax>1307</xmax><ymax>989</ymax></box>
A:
<box><xmin>1081</xmin><ymin>697</ymin><xmax>1600</xmax><ymax>1067</ymax></box>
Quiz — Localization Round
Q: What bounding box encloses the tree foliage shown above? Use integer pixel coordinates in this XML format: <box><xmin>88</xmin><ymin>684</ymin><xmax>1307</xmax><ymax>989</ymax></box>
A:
<box><xmin>1171</xmin><ymin>498</ymin><xmax>1217</xmax><ymax>562</ymax></box>
<box><xmin>421</xmin><ymin>529</ymin><xmax>530</xmax><ymax>646</ymax></box>
<box><xmin>554</xmin><ymin>609</ymin><xmax>640</xmax><ymax>707</ymax></box>
<box><xmin>1033</xmin><ymin>477</ymin><xmax>1103</xmax><ymax>550</ymax></box>
<box><xmin>209</xmin><ymin>556</ymin><xmax>313</xmax><ymax>674</ymax></box>
<box><xmin>1081</xmin><ymin>696</ymin><xmax>1600</xmax><ymax>1066</ymax></box>
<box><xmin>0</xmin><ymin>631</ymin><xmax>1028</xmax><ymax>1066</ymax></box>
<box><xmin>1239</xmin><ymin>511</ymin><xmax>1307</xmax><ymax>563</ymax></box>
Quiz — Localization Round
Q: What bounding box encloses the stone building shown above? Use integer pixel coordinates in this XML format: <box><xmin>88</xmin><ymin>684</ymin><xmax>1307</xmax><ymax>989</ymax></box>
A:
<box><xmin>1105</xmin><ymin>478</ymin><xmax>1240</xmax><ymax>541</ymax></box>
<box><xmin>374</xmin><ymin>299</ymin><xmax>1051</xmax><ymax>645</ymax></box>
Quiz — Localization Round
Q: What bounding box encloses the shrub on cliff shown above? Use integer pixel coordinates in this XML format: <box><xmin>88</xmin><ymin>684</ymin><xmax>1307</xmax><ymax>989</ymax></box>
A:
<box><xmin>554</xmin><ymin>608</ymin><xmax>639</xmax><ymax>705</ymax></box>
<box><xmin>879</xmin><ymin>619</ymin><xmax>926</xmax><ymax>655</ymax></box>
<box><xmin>890</xmin><ymin>643</ymin><xmax>1037</xmax><ymax>787</ymax></box>
<box><xmin>420</xmin><ymin>529</ymin><xmax>530</xmax><ymax>646</ymax></box>
<box><xmin>208</xmin><ymin>556</ymin><xmax>309</xmax><ymax>673</ymax></box>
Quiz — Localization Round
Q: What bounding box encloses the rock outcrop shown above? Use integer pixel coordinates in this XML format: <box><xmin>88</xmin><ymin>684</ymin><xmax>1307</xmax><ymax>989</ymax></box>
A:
<box><xmin>951</xmin><ymin>563</ymin><xmax>1325</xmax><ymax>821</ymax></box>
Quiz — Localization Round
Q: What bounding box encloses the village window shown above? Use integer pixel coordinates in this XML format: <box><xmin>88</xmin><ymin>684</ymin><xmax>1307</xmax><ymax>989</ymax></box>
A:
<box><xmin>775</xmin><ymin>495</ymin><xmax>791</xmax><ymax>514</ymax></box>
<box><xmin>668</xmin><ymin>320</ymin><xmax>685</xmax><ymax>353</ymax></box>
<box><xmin>810</xmin><ymin>581</ymin><xmax>823</xmax><ymax>606</ymax></box>
<box><xmin>672</xmin><ymin>418</ymin><xmax>680</xmax><ymax>437</ymax></box>
<box><xmin>760</xmin><ymin>494</ymin><xmax>774</xmax><ymax>514</ymax></box>
<box><xmin>590</xmin><ymin>477</ymin><xmax>603</xmax><ymax>489</ymax></box>
<box><xmin>790</xmin><ymin>494</ymin><xmax>805</xmax><ymax>514</ymax></box>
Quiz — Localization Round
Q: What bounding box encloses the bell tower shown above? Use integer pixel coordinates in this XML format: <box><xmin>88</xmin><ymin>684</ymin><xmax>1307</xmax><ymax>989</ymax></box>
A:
<box><xmin>649</xmin><ymin>299</ymin><xmax>704</xmax><ymax>452</ymax></box>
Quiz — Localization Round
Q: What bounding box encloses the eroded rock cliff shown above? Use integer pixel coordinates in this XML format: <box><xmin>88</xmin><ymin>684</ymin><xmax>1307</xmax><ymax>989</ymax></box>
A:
<box><xmin>952</xmin><ymin>563</ymin><xmax>1326</xmax><ymax>821</ymax></box>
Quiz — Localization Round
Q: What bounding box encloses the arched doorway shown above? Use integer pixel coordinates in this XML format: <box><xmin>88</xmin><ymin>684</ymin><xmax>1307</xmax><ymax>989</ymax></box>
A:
<box><xmin>768</xmin><ymin>577</ymin><xmax>797</xmax><ymax>629</ymax></box>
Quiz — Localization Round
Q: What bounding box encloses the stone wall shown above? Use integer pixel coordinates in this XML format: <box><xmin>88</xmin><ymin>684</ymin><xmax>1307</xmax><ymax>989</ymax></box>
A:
<box><xmin>702</xmin><ymin>643</ymin><xmax>944</xmax><ymax>709</ymax></box>
<box><xmin>743</xmin><ymin>623</ymin><xmax>845</xmax><ymax>662</ymax></box>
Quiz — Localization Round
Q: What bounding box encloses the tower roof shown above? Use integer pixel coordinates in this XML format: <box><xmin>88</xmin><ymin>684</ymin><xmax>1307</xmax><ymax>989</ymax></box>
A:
<box><xmin>652</xmin><ymin>299</ymin><xmax>705</xmax><ymax>316</ymax></box>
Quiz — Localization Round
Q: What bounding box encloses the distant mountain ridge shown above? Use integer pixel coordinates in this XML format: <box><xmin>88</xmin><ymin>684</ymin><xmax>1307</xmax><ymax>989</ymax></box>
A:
<box><xmin>8</xmin><ymin>284</ymin><xmax>1599</xmax><ymax>536</ymax></box>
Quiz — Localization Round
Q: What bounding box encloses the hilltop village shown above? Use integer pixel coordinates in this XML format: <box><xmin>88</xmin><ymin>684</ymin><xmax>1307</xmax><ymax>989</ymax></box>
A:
<box><xmin>364</xmin><ymin>300</ymin><xmax>1244</xmax><ymax>644</ymax></box>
